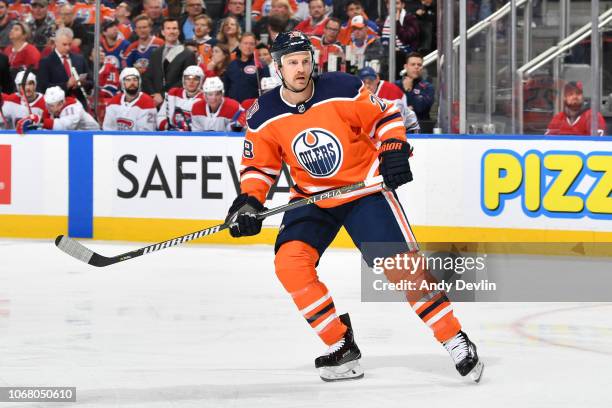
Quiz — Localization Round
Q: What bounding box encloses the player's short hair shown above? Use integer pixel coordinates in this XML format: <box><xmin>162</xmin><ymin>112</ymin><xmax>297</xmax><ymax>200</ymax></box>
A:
<box><xmin>133</xmin><ymin>15</ymin><xmax>153</xmax><ymax>27</ymax></box>
<box><xmin>162</xmin><ymin>17</ymin><xmax>179</xmax><ymax>29</ymax></box>
<box><xmin>405</xmin><ymin>51</ymin><xmax>423</xmax><ymax>63</ymax></box>
<box><xmin>255</xmin><ymin>43</ymin><xmax>269</xmax><ymax>50</ymax></box>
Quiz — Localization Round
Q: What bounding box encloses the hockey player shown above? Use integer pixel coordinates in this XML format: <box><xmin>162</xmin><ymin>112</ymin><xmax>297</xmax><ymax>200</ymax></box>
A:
<box><xmin>16</xmin><ymin>86</ymin><xmax>100</xmax><ymax>132</ymax></box>
<box><xmin>225</xmin><ymin>31</ymin><xmax>483</xmax><ymax>382</ymax></box>
<box><xmin>0</xmin><ymin>92</ymin><xmax>28</xmax><ymax>130</ymax></box>
<box><xmin>13</xmin><ymin>70</ymin><xmax>47</xmax><ymax>118</ymax></box>
<box><xmin>157</xmin><ymin>65</ymin><xmax>205</xmax><ymax>131</ymax></box>
<box><xmin>358</xmin><ymin>66</ymin><xmax>420</xmax><ymax>133</ymax></box>
<box><xmin>191</xmin><ymin>77</ymin><xmax>243</xmax><ymax>132</ymax></box>
<box><xmin>103</xmin><ymin>68</ymin><xmax>157</xmax><ymax>131</ymax></box>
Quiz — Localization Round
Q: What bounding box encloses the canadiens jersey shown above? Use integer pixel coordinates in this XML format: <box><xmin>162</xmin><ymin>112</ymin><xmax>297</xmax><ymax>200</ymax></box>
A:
<box><xmin>373</xmin><ymin>80</ymin><xmax>419</xmax><ymax>133</ymax></box>
<box><xmin>545</xmin><ymin>108</ymin><xmax>607</xmax><ymax>136</ymax></box>
<box><xmin>241</xmin><ymin>72</ymin><xmax>406</xmax><ymax>207</ymax></box>
<box><xmin>41</xmin><ymin>97</ymin><xmax>100</xmax><ymax>131</ymax></box>
<box><xmin>6</xmin><ymin>92</ymin><xmax>46</xmax><ymax>120</ymax></box>
<box><xmin>157</xmin><ymin>87</ymin><xmax>204</xmax><ymax>130</ymax></box>
<box><xmin>103</xmin><ymin>92</ymin><xmax>157</xmax><ymax>131</ymax></box>
<box><xmin>0</xmin><ymin>93</ymin><xmax>28</xmax><ymax>129</ymax></box>
<box><xmin>191</xmin><ymin>97</ymin><xmax>243</xmax><ymax>132</ymax></box>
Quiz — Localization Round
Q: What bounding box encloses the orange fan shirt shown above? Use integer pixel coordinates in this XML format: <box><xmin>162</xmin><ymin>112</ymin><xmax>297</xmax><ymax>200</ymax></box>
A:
<box><xmin>241</xmin><ymin>72</ymin><xmax>406</xmax><ymax>207</ymax></box>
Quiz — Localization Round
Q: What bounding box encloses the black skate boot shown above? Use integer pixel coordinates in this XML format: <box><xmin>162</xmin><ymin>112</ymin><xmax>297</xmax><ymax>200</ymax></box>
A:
<box><xmin>443</xmin><ymin>330</ymin><xmax>484</xmax><ymax>383</ymax></box>
<box><xmin>314</xmin><ymin>313</ymin><xmax>364</xmax><ymax>382</ymax></box>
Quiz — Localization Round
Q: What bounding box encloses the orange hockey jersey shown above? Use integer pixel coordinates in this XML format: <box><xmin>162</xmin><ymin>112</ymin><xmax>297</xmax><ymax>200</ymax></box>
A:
<box><xmin>241</xmin><ymin>72</ymin><xmax>406</xmax><ymax>207</ymax></box>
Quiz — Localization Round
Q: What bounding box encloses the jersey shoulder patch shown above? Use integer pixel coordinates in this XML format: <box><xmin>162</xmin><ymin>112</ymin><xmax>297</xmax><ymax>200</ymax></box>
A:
<box><xmin>135</xmin><ymin>93</ymin><xmax>156</xmax><ymax>109</ymax></box>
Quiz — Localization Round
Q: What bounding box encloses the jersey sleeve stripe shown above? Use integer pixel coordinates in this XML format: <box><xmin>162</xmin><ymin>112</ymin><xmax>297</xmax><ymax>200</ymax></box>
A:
<box><xmin>374</xmin><ymin>112</ymin><xmax>402</xmax><ymax>133</ymax></box>
<box><xmin>239</xmin><ymin>165</ymin><xmax>280</xmax><ymax>176</ymax></box>
<box><xmin>239</xmin><ymin>166</ymin><xmax>278</xmax><ymax>180</ymax></box>
<box><xmin>377</xmin><ymin>120</ymin><xmax>405</xmax><ymax>138</ymax></box>
<box><xmin>241</xmin><ymin>173</ymin><xmax>274</xmax><ymax>186</ymax></box>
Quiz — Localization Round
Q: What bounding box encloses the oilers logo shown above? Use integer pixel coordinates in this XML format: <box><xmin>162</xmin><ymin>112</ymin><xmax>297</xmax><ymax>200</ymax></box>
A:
<box><xmin>292</xmin><ymin>129</ymin><xmax>343</xmax><ymax>178</ymax></box>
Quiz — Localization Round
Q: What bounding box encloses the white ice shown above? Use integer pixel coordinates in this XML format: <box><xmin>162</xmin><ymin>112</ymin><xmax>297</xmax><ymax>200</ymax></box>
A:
<box><xmin>0</xmin><ymin>239</ymin><xmax>611</xmax><ymax>408</ymax></box>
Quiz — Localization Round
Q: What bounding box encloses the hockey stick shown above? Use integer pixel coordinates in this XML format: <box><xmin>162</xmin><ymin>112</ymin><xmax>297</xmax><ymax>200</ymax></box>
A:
<box><xmin>19</xmin><ymin>68</ymin><xmax>34</xmax><ymax>116</ymax></box>
<box><xmin>55</xmin><ymin>175</ymin><xmax>385</xmax><ymax>267</ymax></box>
<box><xmin>70</xmin><ymin>67</ymin><xmax>96</xmax><ymax>117</ymax></box>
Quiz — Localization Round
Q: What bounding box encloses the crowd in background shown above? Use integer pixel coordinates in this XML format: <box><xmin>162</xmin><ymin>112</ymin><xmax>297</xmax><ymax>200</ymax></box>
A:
<box><xmin>0</xmin><ymin>0</ymin><xmax>443</xmax><ymax>131</ymax></box>
<box><xmin>0</xmin><ymin>0</ymin><xmax>604</xmax><ymax>135</ymax></box>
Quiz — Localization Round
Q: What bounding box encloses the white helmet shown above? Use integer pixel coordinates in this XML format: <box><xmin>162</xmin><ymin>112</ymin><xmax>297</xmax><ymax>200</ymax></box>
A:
<box><xmin>203</xmin><ymin>76</ymin><xmax>224</xmax><ymax>94</ymax></box>
<box><xmin>119</xmin><ymin>67</ymin><xmax>141</xmax><ymax>91</ymax></box>
<box><xmin>182</xmin><ymin>65</ymin><xmax>205</xmax><ymax>89</ymax></box>
<box><xmin>261</xmin><ymin>76</ymin><xmax>281</xmax><ymax>92</ymax></box>
<box><xmin>15</xmin><ymin>70</ymin><xmax>37</xmax><ymax>88</ymax></box>
<box><xmin>44</xmin><ymin>86</ymin><xmax>66</xmax><ymax>105</ymax></box>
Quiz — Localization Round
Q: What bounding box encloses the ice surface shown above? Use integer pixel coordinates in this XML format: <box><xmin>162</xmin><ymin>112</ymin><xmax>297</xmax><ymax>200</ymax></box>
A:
<box><xmin>0</xmin><ymin>239</ymin><xmax>611</xmax><ymax>407</ymax></box>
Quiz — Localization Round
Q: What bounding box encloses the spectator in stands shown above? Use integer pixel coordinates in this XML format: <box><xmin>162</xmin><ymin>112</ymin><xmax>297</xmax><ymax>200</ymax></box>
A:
<box><xmin>383</xmin><ymin>0</ymin><xmax>419</xmax><ymax>52</ymax></box>
<box><xmin>115</xmin><ymin>2</ymin><xmax>134</xmax><ymax>41</ymax></box>
<box><xmin>73</xmin><ymin>0</ymin><xmax>115</xmax><ymax>26</ymax></box>
<box><xmin>143</xmin><ymin>18</ymin><xmax>198</xmax><ymax>107</ymax></box>
<box><xmin>27</xmin><ymin>0</ymin><xmax>56</xmax><ymax>52</ymax></box>
<box><xmin>337</xmin><ymin>0</ymin><xmax>378</xmax><ymax>45</ymax></box>
<box><xmin>256</xmin><ymin>43</ymin><xmax>273</xmax><ymax>67</ymax></box>
<box><xmin>345</xmin><ymin>15</ymin><xmax>382</xmax><ymax>71</ymax></box>
<box><xmin>143</xmin><ymin>0</ymin><xmax>165</xmax><ymax>37</ymax></box>
<box><xmin>205</xmin><ymin>43</ymin><xmax>230</xmax><ymax>77</ymax></box>
<box><xmin>310</xmin><ymin>17</ymin><xmax>343</xmax><ymax>68</ymax></box>
<box><xmin>124</xmin><ymin>15</ymin><xmax>165</xmax><ymax>75</ymax></box>
<box><xmin>224</xmin><ymin>32</ymin><xmax>270</xmax><ymax>102</ymax></box>
<box><xmin>253</xmin><ymin>0</ymin><xmax>299</xmax><ymax>42</ymax></box>
<box><xmin>216</xmin><ymin>15</ymin><xmax>242</xmax><ymax>54</ymax></box>
<box><xmin>545</xmin><ymin>81</ymin><xmax>607</xmax><ymax>136</ymax></box>
<box><xmin>37</xmin><ymin>27</ymin><xmax>90</xmax><ymax>108</ymax></box>
<box><xmin>7</xmin><ymin>0</ymin><xmax>31</xmax><ymax>21</ymax></box>
<box><xmin>406</xmin><ymin>0</ymin><xmax>436</xmax><ymax>54</ymax></box>
<box><xmin>265</xmin><ymin>14</ymin><xmax>291</xmax><ymax>44</ymax></box>
<box><xmin>0</xmin><ymin>0</ymin><xmax>17</xmax><ymax>49</ymax></box>
<box><xmin>180</xmin><ymin>0</ymin><xmax>206</xmax><ymax>41</ymax></box>
<box><xmin>396</xmin><ymin>52</ymin><xmax>433</xmax><ymax>121</ymax></box>
<box><xmin>55</xmin><ymin>4</ymin><xmax>90</xmax><ymax>55</ymax></box>
<box><xmin>216</xmin><ymin>0</ymin><xmax>247</xmax><ymax>34</ymax></box>
<box><xmin>193</xmin><ymin>14</ymin><xmax>215</xmax><ymax>45</ymax></box>
<box><xmin>101</xmin><ymin>20</ymin><xmax>131</xmax><ymax>71</ymax></box>
<box><xmin>252</xmin><ymin>0</ymin><xmax>297</xmax><ymax>22</ymax></box>
<box><xmin>358</xmin><ymin>66</ymin><xmax>420</xmax><ymax>132</ymax></box>
<box><xmin>5</xmin><ymin>22</ymin><xmax>41</xmax><ymax>72</ymax></box>
<box><xmin>294</xmin><ymin>0</ymin><xmax>329</xmax><ymax>36</ymax></box>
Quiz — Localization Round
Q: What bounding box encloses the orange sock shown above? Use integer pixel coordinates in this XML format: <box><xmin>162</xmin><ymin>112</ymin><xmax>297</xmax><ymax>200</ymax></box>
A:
<box><xmin>275</xmin><ymin>241</ymin><xmax>346</xmax><ymax>345</ymax></box>
<box><xmin>384</xmin><ymin>252</ymin><xmax>462</xmax><ymax>343</ymax></box>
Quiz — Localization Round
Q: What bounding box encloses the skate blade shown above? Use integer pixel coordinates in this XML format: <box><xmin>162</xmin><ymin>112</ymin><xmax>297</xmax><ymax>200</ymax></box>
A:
<box><xmin>468</xmin><ymin>360</ymin><xmax>484</xmax><ymax>383</ymax></box>
<box><xmin>319</xmin><ymin>359</ymin><xmax>364</xmax><ymax>382</ymax></box>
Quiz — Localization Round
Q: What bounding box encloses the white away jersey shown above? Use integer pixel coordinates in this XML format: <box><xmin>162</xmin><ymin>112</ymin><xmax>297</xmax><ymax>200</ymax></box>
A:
<box><xmin>157</xmin><ymin>87</ymin><xmax>204</xmax><ymax>130</ymax></box>
<box><xmin>103</xmin><ymin>92</ymin><xmax>157</xmax><ymax>131</ymax></box>
<box><xmin>0</xmin><ymin>93</ymin><xmax>29</xmax><ymax>129</ymax></box>
<box><xmin>191</xmin><ymin>97</ymin><xmax>243</xmax><ymax>132</ymax></box>
<box><xmin>43</xmin><ymin>97</ymin><xmax>100</xmax><ymax>130</ymax></box>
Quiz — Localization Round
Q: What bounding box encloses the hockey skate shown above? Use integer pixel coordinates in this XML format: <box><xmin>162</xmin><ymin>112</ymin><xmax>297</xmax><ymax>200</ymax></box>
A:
<box><xmin>443</xmin><ymin>331</ymin><xmax>484</xmax><ymax>383</ymax></box>
<box><xmin>314</xmin><ymin>313</ymin><xmax>364</xmax><ymax>382</ymax></box>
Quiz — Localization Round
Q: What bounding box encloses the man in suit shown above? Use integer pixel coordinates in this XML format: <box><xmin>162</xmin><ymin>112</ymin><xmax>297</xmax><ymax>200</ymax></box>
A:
<box><xmin>37</xmin><ymin>27</ymin><xmax>90</xmax><ymax>108</ymax></box>
<box><xmin>143</xmin><ymin>17</ymin><xmax>197</xmax><ymax>107</ymax></box>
